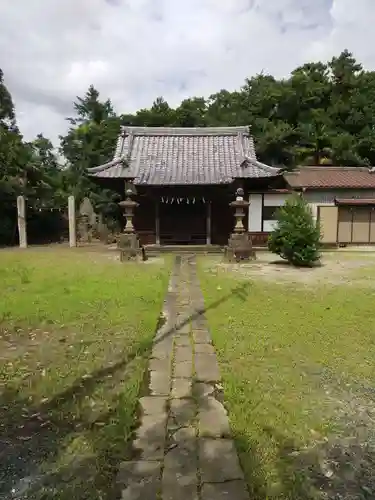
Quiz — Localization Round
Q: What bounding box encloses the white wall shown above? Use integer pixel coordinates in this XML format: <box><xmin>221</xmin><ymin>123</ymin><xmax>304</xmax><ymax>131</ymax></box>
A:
<box><xmin>248</xmin><ymin>194</ymin><xmax>262</xmax><ymax>231</ymax></box>
<box><xmin>248</xmin><ymin>193</ymin><xmax>290</xmax><ymax>232</ymax></box>
<box><xmin>264</xmin><ymin>194</ymin><xmax>290</xmax><ymax>206</ymax></box>
<box><xmin>262</xmin><ymin>193</ymin><xmax>289</xmax><ymax>232</ymax></box>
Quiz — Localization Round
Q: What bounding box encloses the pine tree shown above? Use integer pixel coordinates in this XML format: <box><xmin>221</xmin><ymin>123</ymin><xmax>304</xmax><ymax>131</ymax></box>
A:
<box><xmin>268</xmin><ymin>194</ymin><xmax>321</xmax><ymax>266</ymax></box>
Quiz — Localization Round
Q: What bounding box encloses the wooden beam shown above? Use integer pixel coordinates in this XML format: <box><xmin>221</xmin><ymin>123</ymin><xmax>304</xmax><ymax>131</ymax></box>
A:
<box><xmin>155</xmin><ymin>200</ymin><xmax>160</xmax><ymax>245</ymax></box>
<box><xmin>206</xmin><ymin>201</ymin><xmax>211</xmax><ymax>245</ymax></box>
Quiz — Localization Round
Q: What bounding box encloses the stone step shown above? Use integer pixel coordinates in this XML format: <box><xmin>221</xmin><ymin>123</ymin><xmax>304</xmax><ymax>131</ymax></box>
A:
<box><xmin>145</xmin><ymin>244</ymin><xmax>223</xmax><ymax>254</ymax></box>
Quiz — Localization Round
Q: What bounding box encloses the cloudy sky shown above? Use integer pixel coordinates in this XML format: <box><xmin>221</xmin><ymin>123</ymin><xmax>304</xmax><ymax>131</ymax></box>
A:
<box><xmin>0</xmin><ymin>0</ymin><xmax>375</xmax><ymax>145</ymax></box>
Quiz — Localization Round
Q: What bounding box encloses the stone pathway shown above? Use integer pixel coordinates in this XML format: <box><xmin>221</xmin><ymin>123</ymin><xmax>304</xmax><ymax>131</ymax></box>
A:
<box><xmin>117</xmin><ymin>255</ymin><xmax>249</xmax><ymax>499</ymax></box>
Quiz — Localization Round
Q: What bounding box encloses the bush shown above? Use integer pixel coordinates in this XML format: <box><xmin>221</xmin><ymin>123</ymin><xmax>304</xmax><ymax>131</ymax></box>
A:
<box><xmin>268</xmin><ymin>194</ymin><xmax>321</xmax><ymax>267</ymax></box>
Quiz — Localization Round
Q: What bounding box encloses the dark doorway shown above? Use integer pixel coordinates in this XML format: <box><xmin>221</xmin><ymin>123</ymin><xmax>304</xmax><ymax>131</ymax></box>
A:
<box><xmin>211</xmin><ymin>199</ymin><xmax>233</xmax><ymax>245</ymax></box>
<box><xmin>160</xmin><ymin>200</ymin><xmax>206</xmax><ymax>244</ymax></box>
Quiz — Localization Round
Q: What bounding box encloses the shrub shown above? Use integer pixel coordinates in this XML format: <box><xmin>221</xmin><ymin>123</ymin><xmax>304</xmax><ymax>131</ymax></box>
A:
<box><xmin>268</xmin><ymin>194</ymin><xmax>321</xmax><ymax>267</ymax></box>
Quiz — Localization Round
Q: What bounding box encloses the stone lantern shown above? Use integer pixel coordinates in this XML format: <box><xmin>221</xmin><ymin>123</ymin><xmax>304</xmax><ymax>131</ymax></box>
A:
<box><xmin>229</xmin><ymin>188</ymin><xmax>249</xmax><ymax>233</ymax></box>
<box><xmin>118</xmin><ymin>188</ymin><xmax>145</xmax><ymax>261</ymax></box>
<box><xmin>119</xmin><ymin>188</ymin><xmax>138</xmax><ymax>233</ymax></box>
<box><xmin>224</xmin><ymin>188</ymin><xmax>256</xmax><ymax>262</ymax></box>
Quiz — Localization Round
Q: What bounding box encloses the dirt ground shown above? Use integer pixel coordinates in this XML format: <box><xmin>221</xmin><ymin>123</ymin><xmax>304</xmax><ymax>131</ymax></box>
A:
<box><xmin>204</xmin><ymin>250</ymin><xmax>375</xmax><ymax>287</ymax></box>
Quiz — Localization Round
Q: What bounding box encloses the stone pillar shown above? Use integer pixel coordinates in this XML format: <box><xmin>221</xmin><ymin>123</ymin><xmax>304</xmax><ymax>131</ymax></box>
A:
<box><xmin>206</xmin><ymin>201</ymin><xmax>211</xmax><ymax>245</ymax></box>
<box><xmin>17</xmin><ymin>195</ymin><xmax>27</xmax><ymax>248</ymax></box>
<box><xmin>68</xmin><ymin>195</ymin><xmax>77</xmax><ymax>247</ymax></box>
<box><xmin>155</xmin><ymin>200</ymin><xmax>160</xmax><ymax>245</ymax></box>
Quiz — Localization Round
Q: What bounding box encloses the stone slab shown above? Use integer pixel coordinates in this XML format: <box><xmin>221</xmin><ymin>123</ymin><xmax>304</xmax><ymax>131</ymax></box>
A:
<box><xmin>195</xmin><ymin>354</ymin><xmax>221</xmax><ymax>383</ymax></box>
<box><xmin>175</xmin><ymin>335</ymin><xmax>192</xmax><ymax>347</ymax></box>
<box><xmin>175</xmin><ymin>346</ymin><xmax>193</xmax><ymax>363</ymax></box>
<box><xmin>198</xmin><ymin>397</ymin><xmax>231</xmax><ymax>438</ymax></box>
<box><xmin>191</xmin><ymin>316</ymin><xmax>208</xmax><ymax>331</ymax></box>
<box><xmin>194</xmin><ymin>343</ymin><xmax>215</xmax><ymax>355</ymax></box>
<box><xmin>199</xmin><ymin>439</ymin><xmax>244</xmax><ymax>483</ymax></box>
<box><xmin>201</xmin><ymin>480</ymin><xmax>249</xmax><ymax>500</ymax></box>
<box><xmin>151</xmin><ymin>340</ymin><xmax>173</xmax><ymax>360</ymax></box>
<box><xmin>193</xmin><ymin>382</ymin><xmax>215</xmax><ymax>399</ymax></box>
<box><xmin>117</xmin><ymin>460</ymin><xmax>161</xmax><ymax>500</ymax></box>
<box><xmin>162</xmin><ymin>484</ymin><xmax>198</xmax><ymax>500</ymax></box>
<box><xmin>171</xmin><ymin>426</ymin><xmax>196</xmax><ymax>448</ymax></box>
<box><xmin>174</xmin><ymin>360</ymin><xmax>193</xmax><ymax>379</ymax></box>
<box><xmin>139</xmin><ymin>396</ymin><xmax>167</xmax><ymax>416</ymax></box>
<box><xmin>171</xmin><ymin>378</ymin><xmax>192</xmax><ymax>399</ymax></box>
<box><xmin>193</xmin><ymin>330</ymin><xmax>212</xmax><ymax>344</ymax></box>
<box><xmin>154</xmin><ymin>327</ymin><xmax>173</xmax><ymax>342</ymax></box>
<box><xmin>149</xmin><ymin>357</ymin><xmax>171</xmax><ymax>374</ymax></box>
<box><xmin>175</xmin><ymin>319</ymin><xmax>191</xmax><ymax>335</ymax></box>
<box><xmin>149</xmin><ymin>371</ymin><xmax>170</xmax><ymax>396</ymax></box>
<box><xmin>163</xmin><ymin>445</ymin><xmax>198</xmax><ymax>487</ymax></box>
<box><xmin>134</xmin><ymin>414</ymin><xmax>167</xmax><ymax>459</ymax></box>
<box><xmin>169</xmin><ymin>398</ymin><xmax>196</xmax><ymax>427</ymax></box>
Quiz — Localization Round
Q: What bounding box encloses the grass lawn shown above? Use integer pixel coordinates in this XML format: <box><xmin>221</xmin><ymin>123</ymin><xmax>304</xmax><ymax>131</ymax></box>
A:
<box><xmin>0</xmin><ymin>247</ymin><xmax>170</xmax><ymax>500</ymax></box>
<box><xmin>198</xmin><ymin>258</ymin><xmax>375</xmax><ymax>499</ymax></box>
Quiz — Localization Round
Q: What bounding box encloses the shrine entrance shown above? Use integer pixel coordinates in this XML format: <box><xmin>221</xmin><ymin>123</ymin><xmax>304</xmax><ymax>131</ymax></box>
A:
<box><xmin>159</xmin><ymin>196</ymin><xmax>207</xmax><ymax>245</ymax></box>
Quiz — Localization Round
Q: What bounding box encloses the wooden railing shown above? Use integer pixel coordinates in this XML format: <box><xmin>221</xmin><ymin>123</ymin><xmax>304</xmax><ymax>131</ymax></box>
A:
<box><xmin>249</xmin><ymin>232</ymin><xmax>269</xmax><ymax>246</ymax></box>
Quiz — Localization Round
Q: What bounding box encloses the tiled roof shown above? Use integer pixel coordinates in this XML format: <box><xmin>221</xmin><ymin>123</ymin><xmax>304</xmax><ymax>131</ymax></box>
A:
<box><xmin>284</xmin><ymin>166</ymin><xmax>375</xmax><ymax>189</ymax></box>
<box><xmin>335</xmin><ymin>198</ymin><xmax>375</xmax><ymax>205</ymax></box>
<box><xmin>88</xmin><ymin>126</ymin><xmax>280</xmax><ymax>185</ymax></box>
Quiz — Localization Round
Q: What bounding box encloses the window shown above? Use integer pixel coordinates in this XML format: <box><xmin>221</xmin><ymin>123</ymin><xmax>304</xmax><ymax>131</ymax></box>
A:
<box><xmin>262</xmin><ymin>206</ymin><xmax>280</xmax><ymax>221</ymax></box>
<box><xmin>262</xmin><ymin>206</ymin><xmax>280</xmax><ymax>232</ymax></box>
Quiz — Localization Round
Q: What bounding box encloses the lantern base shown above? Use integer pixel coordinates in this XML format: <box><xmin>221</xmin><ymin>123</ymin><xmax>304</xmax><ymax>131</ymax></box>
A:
<box><xmin>224</xmin><ymin>232</ymin><xmax>256</xmax><ymax>262</ymax></box>
<box><xmin>117</xmin><ymin>233</ymin><xmax>147</xmax><ymax>262</ymax></box>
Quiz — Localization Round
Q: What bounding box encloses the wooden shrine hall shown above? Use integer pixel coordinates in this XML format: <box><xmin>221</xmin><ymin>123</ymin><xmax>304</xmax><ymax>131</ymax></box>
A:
<box><xmin>88</xmin><ymin>126</ymin><xmax>282</xmax><ymax>246</ymax></box>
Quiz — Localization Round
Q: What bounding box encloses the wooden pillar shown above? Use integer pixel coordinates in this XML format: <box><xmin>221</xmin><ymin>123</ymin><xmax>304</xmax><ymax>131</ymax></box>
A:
<box><xmin>17</xmin><ymin>195</ymin><xmax>27</xmax><ymax>248</ymax></box>
<box><xmin>155</xmin><ymin>200</ymin><xmax>160</xmax><ymax>245</ymax></box>
<box><xmin>206</xmin><ymin>201</ymin><xmax>211</xmax><ymax>245</ymax></box>
<box><xmin>68</xmin><ymin>195</ymin><xmax>77</xmax><ymax>247</ymax></box>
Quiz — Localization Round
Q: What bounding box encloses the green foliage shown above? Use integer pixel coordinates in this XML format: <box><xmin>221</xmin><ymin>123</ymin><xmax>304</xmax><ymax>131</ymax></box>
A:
<box><xmin>2</xmin><ymin>49</ymin><xmax>375</xmax><ymax>244</ymax></box>
<box><xmin>268</xmin><ymin>195</ymin><xmax>321</xmax><ymax>267</ymax></box>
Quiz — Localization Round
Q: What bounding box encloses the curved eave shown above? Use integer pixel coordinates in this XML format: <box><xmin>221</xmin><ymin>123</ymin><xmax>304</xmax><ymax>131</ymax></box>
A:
<box><xmin>87</xmin><ymin>157</ymin><xmax>134</xmax><ymax>179</ymax></box>
<box><xmin>236</xmin><ymin>158</ymin><xmax>281</xmax><ymax>179</ymax></box>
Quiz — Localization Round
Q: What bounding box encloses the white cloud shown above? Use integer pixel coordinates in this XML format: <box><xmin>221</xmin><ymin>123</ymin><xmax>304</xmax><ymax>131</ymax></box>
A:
<box><xmin>0</xmin><ymin>0</ymin><xmax>374</xmax><ymax>144</ymax></box>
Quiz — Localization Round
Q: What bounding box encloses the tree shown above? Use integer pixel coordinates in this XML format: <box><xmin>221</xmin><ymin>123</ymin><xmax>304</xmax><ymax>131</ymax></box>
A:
<box><xmin>68</xmin><ymin>84</ymin><xmax>115</xmax><ymax>126</ymax></box>
<box><xmin>2</xmin><ymin>50</ymin><xmax>375</xmax><ymax>246</ymax></box>
<box><xmin>295</xmin><ymin>110</ymin><xmax>333</xmax><ymax>165</ymax></box>
<box><xmin>135</xmin><ymin>97</ymin><xmax>175</xmax><ymax>127</ymax></box>
<box><xmin>268</xmin><ymin>194</ymin><xmax>321</xmax><ymax>267</ymax></box>
<box><xmin>60</xmin><ymin>85</ymin><xmax>121</xmax><ymax>212</ymax></box>
<box><xmin>174</xmin><ymin>97</ymin><xmax>207</xmax><ymax>127</ymax></box>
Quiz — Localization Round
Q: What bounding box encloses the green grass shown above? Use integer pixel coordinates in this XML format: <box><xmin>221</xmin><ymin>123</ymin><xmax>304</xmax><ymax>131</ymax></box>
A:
<box><xmin>198</xmin><ymin>261</ymin><xmax>375</xmax><ymax>499</ymax></box>
<box><xmin>0</xmin><ymin>248</ymin><xmax>170</xmax><ymax>500</ymax></box>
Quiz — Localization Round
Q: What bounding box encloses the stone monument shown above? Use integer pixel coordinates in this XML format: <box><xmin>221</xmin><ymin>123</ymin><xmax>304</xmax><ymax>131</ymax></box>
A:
<box><xmin>118</xmin><ymin>189</ymin><xmax>146</xmax><ymax>261</ymax></box>
<box><xmin>78</xmin><ymin>197</ymin><xmax>96</xmax><ymax>243</ymax></box>
<box><xmin>224</xmin><ymin>188</ymin><xmax>256</xmax><ymax>262</ymax></box>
